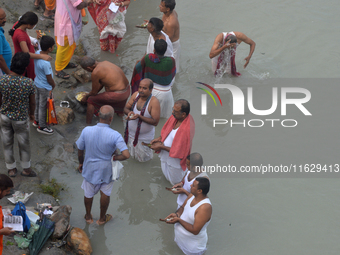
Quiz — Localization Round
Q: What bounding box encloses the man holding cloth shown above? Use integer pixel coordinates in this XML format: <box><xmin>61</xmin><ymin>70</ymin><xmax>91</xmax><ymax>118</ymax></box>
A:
<box><xmin>209</xmin><ymin>31</ymin><xmax>255</xmax><ymax>77</ymax></box>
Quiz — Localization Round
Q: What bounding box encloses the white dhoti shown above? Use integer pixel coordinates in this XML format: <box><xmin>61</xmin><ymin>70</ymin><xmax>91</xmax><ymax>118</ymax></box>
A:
<box><xmin>127</xmin><ymin>137</ymin><xmax>153</xmax><ymax>162</ymax></box>
<box><xmin>126</xmin><ymin>96</ymin><xmax>155</xmax><ymax>162</ymax></box>
<box><xmin>172</xmin><ymin>39</ymin><xmax>180</xmax><ymax>71</ymax></box>
<box><xmin>152</xmin><ymin>82</ymin><xmax>174</xmax><ymax>119</ymax></box>
<box><xmin>174</xmin><ymin>196</ymin><xmax>211</xmax><ymax>255</ymax></box>
<box><xmin>146</xmin><ymin>31</ymin><xmax>174</xmax><ymax>57</ymax></box>
<box><xmin>159</xmin><ymin>150</ymin><xmax>186</xmax><ymax>185</ymax></box>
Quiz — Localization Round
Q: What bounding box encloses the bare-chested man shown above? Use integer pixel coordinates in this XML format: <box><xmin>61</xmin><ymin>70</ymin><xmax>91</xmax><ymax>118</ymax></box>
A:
<box><xmin>80</xmin><ymin>56</ymin><xmax>130</xmax><ymax>124</ymax></box>
<box><xmin>160</xmin><ymin>0</ymin><xmax>180</xmax><ymax>70</ymax></box>
<box><xmin>209</xmin><ymin>31</ymin><xmax>255</xmax><ymax>77</ymax></box>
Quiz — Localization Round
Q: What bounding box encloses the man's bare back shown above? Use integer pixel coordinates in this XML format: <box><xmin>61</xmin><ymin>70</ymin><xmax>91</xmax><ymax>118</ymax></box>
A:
<box><xmin>162</xmin><ymin>10</ymin><xmax>179</xmax><ymax>42</ymax></box>
<box><xmin>92</xmin><ymin>61</ymin><xmax>129</xmax><ymax>93</ymax></box>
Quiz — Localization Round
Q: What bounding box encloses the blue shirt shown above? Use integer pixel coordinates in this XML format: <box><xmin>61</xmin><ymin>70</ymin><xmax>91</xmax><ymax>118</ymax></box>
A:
<box><xmin>34</xmin><ymin>50</ymin><xmax>53</xmax><ymax>90</ymax></box>
<box><xmin>0</xmin><ymin>27</ymin><xmax>12</xmax><ymax>71</ymax></box>
<box><xmin>76</xmin><ymin>123</ymin><xmax>128</xmax><ymax>185</ymax></box>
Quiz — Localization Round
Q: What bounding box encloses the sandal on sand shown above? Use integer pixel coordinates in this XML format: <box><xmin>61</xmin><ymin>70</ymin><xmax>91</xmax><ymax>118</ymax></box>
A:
<box><xmin>97</xmin><ymin>214</ymin><xmax>112</xmax><ymax>225</ymax></box>
<box><xmin>55</xmin><ymin>70</ymin><xmax>70</xmax><ymax>79</ymax></box>
<box><xmin>8</xmin><ymin>168</ymin><xmax>17</xmax><ymax>177</ymax></box>
<box><xmin>84</xmin><ymin>214</ymin><xmax>93</xmax><ymax>224</ymax></box>
<box><xmin>21</xmin><ymin>170</ymin><xmax>37</xmax><ymax>177</ymax></box>
<box><xmin>65</xmin><ymin>62</ymin><xmax>78</xmax><ymax>69</ymax></box>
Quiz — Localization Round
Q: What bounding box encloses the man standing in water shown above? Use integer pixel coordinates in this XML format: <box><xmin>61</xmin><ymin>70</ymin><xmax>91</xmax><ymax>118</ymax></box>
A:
<box><xmin>209</xmin><ymin>31</ymin><xmax>255</xmax><ymax>77</ymax></box>
<box><xmin>165</xmin><ymin>177</ymin><xmax>212</xmax><ymax>255</ymax></box>
<box><xmin>160</xmin><ymin>0</ymin><xmax>180</xmax><ymax>70</ymax></box>
<box><xmin>131</xmin><ymin>39</ymin><xmax>176</xmax><ymax>118</ymax></box>
<box><xmin>80</xmin><ymin>56</ymin><xmax>130</xmax><ymax>124</ymax></box>
<box><xmin>76</xmin><ymin>105</ymin><xmax>130</xmax><ymax>225</ymax></box>
<box><xmin>124</xmin><ymin>78</ymin><xmax>160</xmax><ymax>162</ymax></box>
<box><xmin>171</xmin><ymin>152</ymin><xmax>209</xmax><ymax>209</ymax></box>
<box><xmin>151</xmin><ymin>99</ymin><xmax>195</xmax><ymax>185</ymax></box>
<box><xmin>146</xmin><ymin>17</ymin><xmax>173</xmax><ymax>57</ymax></box>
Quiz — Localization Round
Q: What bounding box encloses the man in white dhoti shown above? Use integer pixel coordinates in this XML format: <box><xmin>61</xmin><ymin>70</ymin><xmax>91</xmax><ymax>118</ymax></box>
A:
<box><xmin>160</xmin><ymin>0</ymin><xmax>180</xmax><ymax>71</ymax></box>
<box><xmin>151</xmin><ymin>99</ymin><xmax>195</xmax><ymax>185</ymax></box>
<box><xmin>146</xmin><ymin>17</ymin><xmax>173</xmax><ymax>57</ymax></box>
<box><xmin>209</xmin><ymin>31</ymin><xmax>255</xmax><ymax>77</ymax></box>
<box><xmin>124</xmin><ymin>78</ymin><xmax>160</xmax><ymax>162</ymax></box>
<box><xmin>165</xmin><ymin>177</ymin><xmax>212</xmax><ymax>255</ymax></box>
<box><xmin>131</xmin><ymin>39</ymin><xmax>176</xmax><ymax>118</ymax></box>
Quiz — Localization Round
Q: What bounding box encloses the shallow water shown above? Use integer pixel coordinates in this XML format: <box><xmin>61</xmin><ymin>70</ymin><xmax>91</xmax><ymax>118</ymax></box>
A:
<box><xmin>51</xmin><ymin>0</ymin><xmax>340</xmax><ymax>254</ymax></box>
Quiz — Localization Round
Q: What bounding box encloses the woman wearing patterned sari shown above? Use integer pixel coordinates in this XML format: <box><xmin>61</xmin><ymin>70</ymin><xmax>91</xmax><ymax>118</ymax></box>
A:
<box><xmin>88</xmin><ymin>0</ymin><xmax>130</xmax><ymax>53</ymax></box>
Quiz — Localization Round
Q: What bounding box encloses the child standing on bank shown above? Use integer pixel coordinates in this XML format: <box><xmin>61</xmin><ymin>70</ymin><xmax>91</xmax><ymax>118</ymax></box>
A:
<box><xmin>33</xmin><ymin>36</ymin><xmax>56</xmax><ymax>135</ymax></box>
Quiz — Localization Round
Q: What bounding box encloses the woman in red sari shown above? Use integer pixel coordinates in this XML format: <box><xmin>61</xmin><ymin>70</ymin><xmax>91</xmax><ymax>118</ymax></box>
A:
<box><xmin>88</xmin><ymin>0</ymin><xmax>130</xmax><ymax>53</ymax></box>
<box><xmin>9</xmin><ymin>12</ymin><xmax>51</xmax><ymax>79</ymax></box>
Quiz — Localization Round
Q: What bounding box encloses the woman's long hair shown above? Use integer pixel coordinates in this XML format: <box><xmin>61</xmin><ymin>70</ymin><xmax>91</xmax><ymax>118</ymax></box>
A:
<box><xmin>9</xmin><ymin>12</ymin><xmax>38</xmax><ymax>37</ymax></box>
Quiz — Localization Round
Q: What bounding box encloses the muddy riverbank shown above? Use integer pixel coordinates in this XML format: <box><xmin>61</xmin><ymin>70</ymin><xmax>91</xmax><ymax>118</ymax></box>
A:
<box><xmin>0</xmin><ymin>1</ymin><xmax>96</xmax><ymax>254</ymax></box>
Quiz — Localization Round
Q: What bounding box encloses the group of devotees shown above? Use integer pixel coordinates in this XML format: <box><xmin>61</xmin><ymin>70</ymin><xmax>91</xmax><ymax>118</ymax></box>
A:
<box><xmin>0</xmin><ymin>0</ymin><xmax>257</xmax><ymax>253</ymax></box>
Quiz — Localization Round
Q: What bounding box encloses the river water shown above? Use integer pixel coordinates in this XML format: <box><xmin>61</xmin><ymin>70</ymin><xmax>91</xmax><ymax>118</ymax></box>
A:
<box><xmin>51</xmin><ymin>0</ymin><xmax>340</xmax><ymax>254</ymax></box>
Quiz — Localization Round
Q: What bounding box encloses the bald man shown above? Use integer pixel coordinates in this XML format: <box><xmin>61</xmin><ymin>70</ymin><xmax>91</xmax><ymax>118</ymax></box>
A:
<box><xmin>76</xmin><ymin>105</ymin><xmax>130</xmax><ymax>225</ymax></box>
<box><xmin>80</xmin><ymin>56</ymin><xmax>130</xmax><ymax>124</ymax></box>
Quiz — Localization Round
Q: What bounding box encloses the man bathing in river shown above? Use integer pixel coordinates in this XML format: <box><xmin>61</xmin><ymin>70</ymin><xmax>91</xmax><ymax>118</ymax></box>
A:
<box><xmin>209</xmin><ymin>31</ymin><xmax>255</xmax><ymax>77</ymax></box>
<box><xmin>80</xmin><ymin>56</ymin><xmax>130</xmax><ymax>124</ymax></box>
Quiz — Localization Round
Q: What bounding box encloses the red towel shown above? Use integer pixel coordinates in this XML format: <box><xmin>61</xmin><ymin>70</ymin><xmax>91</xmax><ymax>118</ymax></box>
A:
<box><xmin>161</xmin><ymin>114</ymin><xmax>195</xmax><ymax>170</ymax></box>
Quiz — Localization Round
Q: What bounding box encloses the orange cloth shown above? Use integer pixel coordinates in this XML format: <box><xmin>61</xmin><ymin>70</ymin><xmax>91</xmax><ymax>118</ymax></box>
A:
<box><xmin>0</xmin><ymin>205</ymin><xmax>3</xmax><ymax>255</ymax></box>
<box><xmin>55</xmin><ymin>36</ymin><xmax>76</xmax><ymax>71</ymax></box>
<box><xmin>44</xmin><ymin>0</ymin><xmax>56</xmax><ymax>10</ymax></box>
<box><xmin>160</xmin><ymin>114</ymin><xmax>195</xmax><ymax>170</ymax></box>
<box><xmin>47</xmin><ymin>98</ymin><xmax>58</xmax><ymax>125</ymax></box>
<box><xmin>81</xmin><ymin>0</ymin><xmax>86</xmax><ymax>16</ymax></box>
